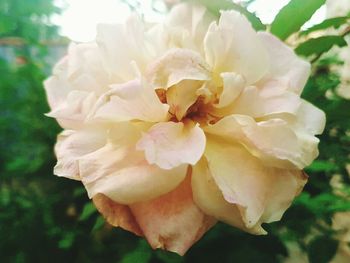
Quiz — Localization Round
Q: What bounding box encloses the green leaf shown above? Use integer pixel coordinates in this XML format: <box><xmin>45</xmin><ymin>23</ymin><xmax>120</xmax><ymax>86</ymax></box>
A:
<box><xmin>58</xmin><ymin>232</ymin><xmax>75</xmax><ymax>249</ymax></box>
<box><xmin>306</xmin><ymin>160</ymin><xmax>337</xmax><ymax>172</ymax></box>
<box><xmin>92</xmin><ymin>216</ymin><xmax>105</xmax><ymax>232</ymax></box>
<box><xmin>295</xmin><ymin>35</ymin><xmax>347</xmax><ymax>57</ymax></box>
<box><xmin>120</xmin><ymin>240</ymin><xmax>152</xmax><ymax>263</ymax></box>
<box><xmin>307</xmin><ymin>236</ymin><xmax>338</xmax><ymax>263</ymax></box>
<box><xmin>300</xmin><ymin>16</ymin><xmax>350</xmax><ymax>36</ymax></box>
<box><xmin>271</xmin><ymin>0</ymin><xmax>326</xmax><ymax>40</ymax></box>
<box><xmin>193</xmin><ymin>0</ymin><xmax>266</xmax><ymax>31</ymax></box>
<box><xmin>78</xmin><ymin>202</ymin><xmax>97</xmax><ymax>221</ymax></box>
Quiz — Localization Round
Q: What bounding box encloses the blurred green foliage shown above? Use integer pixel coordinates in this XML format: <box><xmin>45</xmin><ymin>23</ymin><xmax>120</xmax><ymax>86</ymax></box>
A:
<box><xmin>0</xmin><ymin>0</ymin><xmax>350</xmax><ymax>262</ymax></box>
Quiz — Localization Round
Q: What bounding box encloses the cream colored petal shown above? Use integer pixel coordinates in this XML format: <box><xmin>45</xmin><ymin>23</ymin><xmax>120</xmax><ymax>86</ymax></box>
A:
<box><xmin>93</xmin><ymin>194</ymin><xmax>143</xmax><ymax>236</ymax></box>
<box><xmin>146</xmin><ymin>48</ymin><xmax>210</xmax><ymax>88</ymax></box>
<box><xmin>192</xmin><ymin>159</ymin><xmax>266</xmax><ymax>234</ymax></box>
<box><xmin>54</xmin><ymin>128</ymin><xmax>107</xmax><ymax>180</ymax></box>
<box><xmin>166</xmin><ymin>80</ymin><xmax>203</xmax><ymax>120</ymax></box>
<box><xmin>130</xmin><ymin>175</ymin><xmax>216</xmax><ymax>256</ymax></box>
<box><xmin>204</xmin><ymin>138</ymin><xmax>307</xmax><ymax>228</ymax></box>
<box><xmin>296</xmin><ymin>100</ymin><xmax>326</xmax><ymax>135</ymax></box>
<box><xmin>137</xmin><ymin>121</ymin><xmax>206</xmax><ymax>170</ymax></box>
<box><xmin>165</xmin><ymin>3</ymin><xmax>213</xmax><ymax>51</ymax></box>
<box><xmin>205</xmin><ymin>114</ymin><xmax>317</xmax><ymax>169</ymax></box>
<box><xmin>96</xmin><ymin>15</ymin><xmax>152</xmax><ymax>81</ymax></box>
<box><xmin>257</xmin><ymin>32</ymin><xmax>311</xmax><ymax>95</ymax></box>
<box><xmin>204</xmin><ymin>11</ymin><xmax>269</xmax><ymax>84</ymax></box>
<box><xmin>215</xmin><ymin>72</ymin><xmax>245</xmax><ymax>108</ymax></box>
<box><xmin>79</xmin><ymin>123</ymin><xmax>187</xmax><ymax>204</ymax></box>
<box><xmin>46</xmin><ymin>90</ymin><xmax>97</xmax><ymax>129</ymax></box>
<box><xmin>230</xmin><ymin>86</ymin><xmax>301</xmax><ymax>118</ymax></box>
<box><xmin>91</xmin><ymin>79</ymin><xmax>169</xmax><ymax>123</ymax></box>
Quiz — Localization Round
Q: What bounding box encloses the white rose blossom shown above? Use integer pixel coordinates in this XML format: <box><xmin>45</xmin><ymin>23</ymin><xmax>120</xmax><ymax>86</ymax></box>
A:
<box><xmin>45</xmin><ymin>3</ymin><xmax>326</xmax><ymax>255</ymax></box>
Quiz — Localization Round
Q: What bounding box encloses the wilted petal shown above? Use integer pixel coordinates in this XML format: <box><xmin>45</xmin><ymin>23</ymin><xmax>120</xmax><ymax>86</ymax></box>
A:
<box><xmin>79</xmin><ymin>123</ymin><xmax>187</xmax><ymax>204</ymax></box>
<box><xmin>146</xmin><ymin>48</ymin><xmax>210</xmax><ymax>88</ymax></box>
<box><xmin>93</xmin><ymin>194</ymin><xmax>143</xmax><ymax>236</ymax></box>
<box><xmin>54</xmin><ymin>128</ymin><xmax>107</xmax><ymax>180</ymax></box>
<box><xmin>205</xmin><ymin>114</ymin><xmax>317</xmax><ymax>169</ymax></box>
<box><xmin>137</xmin><ymin>121</ymin><xmax>206</xmax><ymax>169</ymax></box>
<box><xmin>192</xmin><ymin>159</ymin><xmax>266</xmax><ymax>234</ymax></box>
<box><xmin>204</xmin><ymin>138</ymin><xmax>307</xmax><ymax>228</ymax></box>
<box><xmin>130</xmin><ymin>175</ymin><xmax>216</xmax><ymax>255</ymax></box>
<box><xmin>204</xmin><ymin>11</ymin><xmax>269</xmax><ymax>84</ymax></box>
<box><xmin>257</xmin><ymin>32</ymin><xmax>311</xmax><ymax>95</ymax></box>
<box><xmin>92</xmin><ymin>79</ymin><xmax>169</xmax><ymax>122</ymax></box>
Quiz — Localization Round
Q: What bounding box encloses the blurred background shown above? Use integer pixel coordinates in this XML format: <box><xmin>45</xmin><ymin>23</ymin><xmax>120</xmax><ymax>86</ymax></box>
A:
<box><xmin>0</xmin><ymin>0</ymin><xmax>350</xmax><ymax>262</ymax></box>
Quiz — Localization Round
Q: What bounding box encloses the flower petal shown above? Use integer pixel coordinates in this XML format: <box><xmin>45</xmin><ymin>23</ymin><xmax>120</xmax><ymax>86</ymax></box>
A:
<box><xmin>146</xmin><ymin>48</ymin><xmax>210</xmax><ymax>88</ymax></box>
<box><xmin>137</xmin><ymin>121</ymin><xmax>206</xmax><ymax>169</ymax></box>
<box><xmin>92</xmin><ymin>79</ymin><xmax>169</xmax><ymax>123</ymax></box>
<box><xmin>215</xmin><ymin>72</ymin><xmax>245</xmax><ymax>108</ymax></box>
<box><xmin>54</xmin><ymin>128</ymin><xmax>107</xmax><ymax>180</ymax></box>
<box><xmin>96</xmin><ymin>15</ymin><xmax>152</xmax><ymax>81</ymax></box>
<box><xmin>204</xmin><ymin>138</ymin><xmax>307</xmax><ymax>228</ymax></box>
<box><xmin>192</xmin><ymin>159</ymin><xmax>266</xmax><ymax>234</ymax></box>
<box><xmin>257</xmin><ymin>32</ymin><xmax>311</xmax><ymax>95</ymax></box>
<box><xmin>166</xmin><ymin>80</ymin><xmax>203</xmax><ymax>120</ymax></box>
<box><xmin>295</xmin><ymin>100</ymin><xmax>326</xmax><ymax>135</ymax></box>
<box><xmin>204</xmin><ymin>11</ymin><xmax>269</xmax><ymax>84</ymax></box>
<box><xmin>205</xmin><ymin>114</ymin><xmax>318</xmax><ymax>169</ymax></box>
<box><xmin>79</xmin><ymin>123</ymin><xmax>187</xmax><ymax>204</ymax></box>
<box><xmin>93</xmin><ymin>194</ymin><xmax>143</xmax><ymax>236</ymax></box>
<box><xmin>130</xmin><ymin>175</ymin><xmax>216</xmax><ymax>255</ymax></box>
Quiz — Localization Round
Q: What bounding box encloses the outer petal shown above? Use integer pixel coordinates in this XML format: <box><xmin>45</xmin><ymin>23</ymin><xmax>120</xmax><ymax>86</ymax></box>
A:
<box><xmin>130</xmin><ymin>175</ymin><xmax>216</xmax><ymax>255</ymax></box>
<box><xmin>137</xmin><ymin>121</ymin><xmax>206</xmax><ymax>170</ymax></box>
<box><xmin>165</xmin><ymin>3</ymin><xmax>213</xmax><ymax>51</ymax></box>
<box><xmin>295</xmin><ymin>100</ymin><xmax>326</xmax><ymax>135</ymax></box>
<box><xmin>54</xmin><ymin>128</ymin><xmax>107</xmax><ymax>180</ymax></box>
<box><xmin>205</xmin><ymin>114</ymin><xmax>318</xmax><ymax>169</ymax></box>
<box><xmin>79</xmin><ymin>123</ymin><xmax>188</xmax><ymax>204</ymax></box>
<box><xmin>93</xmin><ymin>194</ymin><xmax>143</xmax><ymax>236</ymax></box>
<box><xmin>96</xmin><ymin>15</ymin><xmax>152</xmax><ymax>81</ymax></box>
<box><xmin>204</xmin><ymin>138</ymin><xmax>307</xmax><ymax>228</ymax></box>
<box><xmin>257</xmin><ymin>32</ymin><xmax>311</xmax><ymax>95</ymax></box>
<box><xmin>91</xmin><ymin>79</ymin><xmax>169</xmax><ymax>123</ymax></box>
<box><xmin>192</xmin><ymin>159</ymin><xmax>266</xmax><ymax>234</ymax></box>
<box><xmin>204</xmin><ymin>11</ymin><xmax>269</xmax><ymax>84</ymax></box>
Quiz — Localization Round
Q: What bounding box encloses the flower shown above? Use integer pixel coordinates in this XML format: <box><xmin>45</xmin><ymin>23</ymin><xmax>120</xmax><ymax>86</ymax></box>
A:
<box><xmin>44</xmin><ymin>3</ymin><xmax>326</xmax><ymax>255</ymax></box>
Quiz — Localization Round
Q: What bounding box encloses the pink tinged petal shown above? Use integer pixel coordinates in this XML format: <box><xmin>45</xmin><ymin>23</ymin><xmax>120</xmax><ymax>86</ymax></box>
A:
<box><xmin>204</xmin><ymin>11</ymin><xmax>269</xmax><ymax>84</ymax></box>
<box><xmin>136</xmin><ymin>121</ymin><xmax>206</xmax><ymax>170</ymax></box>
<box><xmin>130</xmin><ymin>175</ymin><xmax>216</xmax><ymax>255</ymax></box>
<box><xmin>204</xmin><ymin>138</ymin><xmax>307</xmax><ymax>228</ymax></box>
<box><xmin>166</xmin><ymin>80</ymin><xmax>203</xmax><ymax>120</ymax></box>
<box><xmin>93</xmin><ymin>194</ymin><xmax>143</xmax><ymax>236</ymax></box>
<box><xmin>54</xmin><ymin>128</ymin><xmax>107</xmax><ymax>180</ymax></box>
<box><xmin>215</xmin><ymin>72</ymin><xmax>245</xmax><ymax>108</ymax></box>
<box><xmin>91</xmin><ymin>79</ymin><xmax>169</xmax><ymax>123</ymax></box>
<box><xmin>257</xmin><ymin>32</ymin><xmax>311</xmax><ymax>95</ymax></box>
<box><xmin>192</xmin><ymin>159</ymin><xmax>266</xmax><ymax>235</ymax></box>
<box><xmin>205</xmin><ymin>115</ymin><xmax>317</xmax><ymax>169</ymax></box>
<box><xmin>146</xmin><ymin>48</ymin><xmax>210</xmax><ymax>88</ymax></box>
<box><xmin>79</xmin><ymin>123</ymin><xmax>188</xmax><ymax>204</ymax></box>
